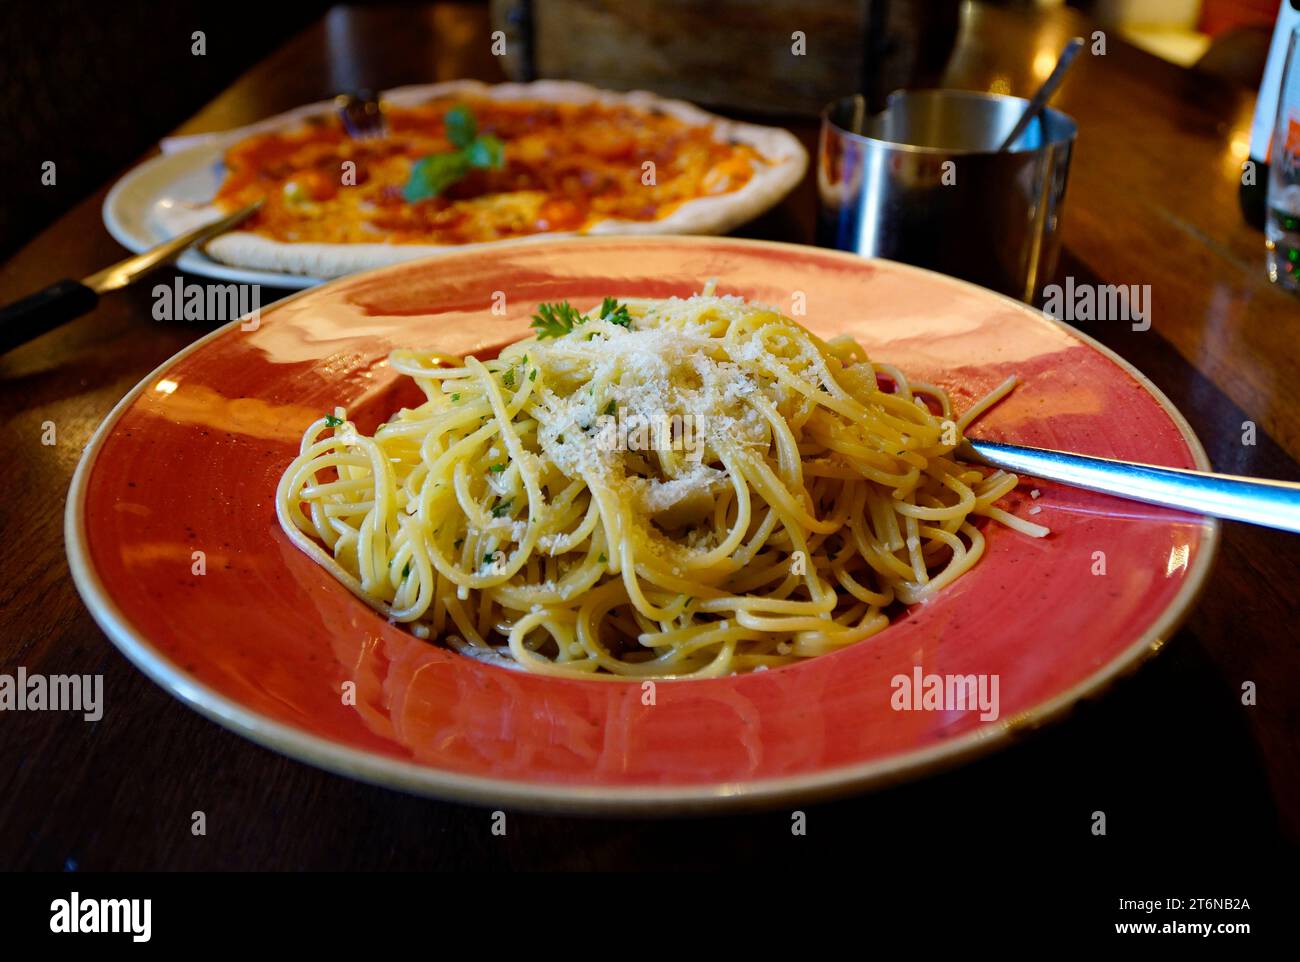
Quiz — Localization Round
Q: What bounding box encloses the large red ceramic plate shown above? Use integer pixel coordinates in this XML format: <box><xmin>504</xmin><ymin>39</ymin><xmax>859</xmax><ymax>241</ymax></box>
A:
<box><xmin>66</xmin><ymin>237</ymin><xmax>1217</xmax><ymax>812</ymax></box>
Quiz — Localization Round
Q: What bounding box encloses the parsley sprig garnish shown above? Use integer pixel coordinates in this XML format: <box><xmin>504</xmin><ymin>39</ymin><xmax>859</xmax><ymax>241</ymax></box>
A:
<box><xmin>403</xmin><ymin>104</ymin><xmax>505</xmax><ymax>202</ymax></box>
<box><xmin>529</xmin><ymin>301</ymin><xmax>585</xmax><ymax>339</ymax></box>
<box><xmin>599</xmin><ymin>297</ymin><xmax>632</xmax><ymax>328</ymax></box>
<box><xmin>529</xmin><ymin>298</ymin><xmax>633</xmax><ymax>339</ymax></box>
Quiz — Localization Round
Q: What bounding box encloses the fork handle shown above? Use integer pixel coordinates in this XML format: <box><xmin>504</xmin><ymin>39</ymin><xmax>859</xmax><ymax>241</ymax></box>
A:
<box><xmin>966</xmin><ymin>439</ymin><xmax>1300</xmax><ymax>534</ymax></box>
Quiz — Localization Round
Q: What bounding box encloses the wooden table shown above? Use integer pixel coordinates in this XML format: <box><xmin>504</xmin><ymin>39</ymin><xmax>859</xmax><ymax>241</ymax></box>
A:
<box><xmin>2</xmin><ymin>2</ymin><xmax>1296</xmax><ymax>870</ymax></box>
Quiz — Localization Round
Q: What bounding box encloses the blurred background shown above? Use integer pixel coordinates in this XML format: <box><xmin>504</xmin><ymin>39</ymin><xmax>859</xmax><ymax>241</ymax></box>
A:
<box><xmin>0</xmin><ymin>0</ymin><xmax>1280</xmax><ymax>263</ymax></box>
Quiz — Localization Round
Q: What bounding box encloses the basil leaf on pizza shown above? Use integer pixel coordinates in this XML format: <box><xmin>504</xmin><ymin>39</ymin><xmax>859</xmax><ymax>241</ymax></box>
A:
<box><xmin>404</xmin><ymin>152</ymin><xmax>471</xmax><ymax>202</ymax></box>
<box><xmin>444</xmin><ymin>103</ymin><xmax>477</xmax><ymax>149</ymax></box>
<box><xmin>403</xmin><ymin>106</ymin><xmax>505</xmax><ymax>202</ymax></box>
<box><xmin>464</xmin><ymin>134</ymin><xmax>504</xmax><ymax>172</ymax></box>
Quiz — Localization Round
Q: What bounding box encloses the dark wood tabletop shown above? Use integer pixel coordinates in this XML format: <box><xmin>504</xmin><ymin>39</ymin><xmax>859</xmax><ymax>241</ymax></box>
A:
<box><xmin>2</xmin><ymin>2</ymin><xmax>1297</xmax><ymax>871</ymax></box>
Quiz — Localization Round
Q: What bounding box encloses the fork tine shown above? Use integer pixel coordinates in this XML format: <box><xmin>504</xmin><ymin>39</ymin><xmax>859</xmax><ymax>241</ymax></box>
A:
<box><xmin>335</xmin><ymin>91</ymin><xmax>388</xmax><ymax>141</ymax></box>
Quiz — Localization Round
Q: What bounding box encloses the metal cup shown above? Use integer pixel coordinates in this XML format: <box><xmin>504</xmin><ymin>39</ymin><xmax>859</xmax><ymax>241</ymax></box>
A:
<box><xmin>817</xmin><ymin>90</ymin><xmax>1078</xmax><ymax>303</ymax></box>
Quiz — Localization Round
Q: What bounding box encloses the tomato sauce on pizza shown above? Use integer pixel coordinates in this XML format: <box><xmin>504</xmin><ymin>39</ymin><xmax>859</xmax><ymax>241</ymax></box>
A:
<box><xmin>212</xmin><ymin>96</ymin><xmax>766</xmax><ymax>245</ymax></box>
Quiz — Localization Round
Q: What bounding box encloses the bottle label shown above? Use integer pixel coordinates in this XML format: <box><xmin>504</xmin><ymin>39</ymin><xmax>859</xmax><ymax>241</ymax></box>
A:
<box><xmin>1250</xmin><ymin>3</ymin><xmax>1300</xmax><ymax>163</ymax></box>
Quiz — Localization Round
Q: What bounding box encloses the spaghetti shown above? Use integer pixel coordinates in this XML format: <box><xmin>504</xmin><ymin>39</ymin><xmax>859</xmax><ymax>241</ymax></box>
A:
<box><xmin>277</xmin><ymin>292</ymin><xmax>1046</xmax><ymax>679</ymax></box>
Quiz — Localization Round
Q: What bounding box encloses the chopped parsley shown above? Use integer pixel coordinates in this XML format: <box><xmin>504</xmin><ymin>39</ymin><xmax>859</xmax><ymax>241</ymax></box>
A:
<box><xmin>324</xmin><ymin>414</ymin><xmax>344</xmax><ymax>427</ymax></box>
<box><xmin>502</xmin><ymin>368</ymin><xmax>515</xmax><ymax>388</ymax></box>
<box><xmin>488</xmin><ymin>463</ymin><xmax>506</xmax><ymax>474</ymax></box>
<box><xmin>597</xmin><ymin>553</ymin><xmax>606</xmax><ymax>564</ymax></box>
<box><xmin>451</xmin><ymin>393</ymin><xmax>461</xmax><ymax>402</ymax></box>
<box><xmin>491</xmin><ymin>498</ymin><xmax>512</xmax><ymax>518</ymax></box>
<box><xmin>401</xmin><ymin>562</ymin><xmax>411</xmax><ymax>578</ymax></box>
<box><xmin>529</xmin><ymin>297</ymin><xmax>632</xmax><ymax>339</ymax></box>
<box><xmin>599</xmin><ymin>296</ymin><xmax>632</xmax><ymax>328</ymax></box>
<box><xmin>529</xmin><ymin>368</ymin><xmax>537</xmax><ymax>382</ymax></box>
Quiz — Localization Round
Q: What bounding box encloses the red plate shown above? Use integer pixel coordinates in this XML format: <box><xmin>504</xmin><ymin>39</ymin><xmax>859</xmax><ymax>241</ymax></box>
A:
<box><xmin>66</xmin><ymin>237</ymin><xmax>1217</xmax><ymax>812</ymax></box>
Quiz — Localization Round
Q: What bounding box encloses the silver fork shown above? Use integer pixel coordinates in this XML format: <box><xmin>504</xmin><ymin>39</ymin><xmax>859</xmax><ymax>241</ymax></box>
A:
<box><xmin>964</xmin><ymin>439</ymin><xmax>1300</xmax><ymax>534</ymax></box>
<box><xmin>335</xmin><ymin>90</ymin><xmax>388</xmax><ymax>140</ymax></box>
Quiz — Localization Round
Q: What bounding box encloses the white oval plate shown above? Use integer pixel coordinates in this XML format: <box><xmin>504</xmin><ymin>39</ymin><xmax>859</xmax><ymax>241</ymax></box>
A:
<box><xmin>102</xmin><ymin>147</ymin><xmax>317</xmax><ymax>290</ymax></box>
<box><xmin>101</xmin><ymin>81</ymin><xmax>808</xmax><ymax>291</ymax></box>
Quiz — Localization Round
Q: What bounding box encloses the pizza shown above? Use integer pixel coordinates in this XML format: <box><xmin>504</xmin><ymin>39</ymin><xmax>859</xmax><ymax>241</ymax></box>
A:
<box><xmin>197</xmin><ymin>81</ymin><xmax>808</xmax><ymax>278</ymax></box>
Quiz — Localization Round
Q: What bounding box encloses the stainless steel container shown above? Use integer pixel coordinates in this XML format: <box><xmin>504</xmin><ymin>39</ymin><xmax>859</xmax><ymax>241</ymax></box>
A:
<box><xmin>817</xmin><ymin>90</ymin><xmax>1078</xmax><ymax>302</ymax></box>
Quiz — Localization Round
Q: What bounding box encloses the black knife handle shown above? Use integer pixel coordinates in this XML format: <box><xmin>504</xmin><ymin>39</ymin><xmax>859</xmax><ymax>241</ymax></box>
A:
<box><xmin>0</xmin><ymin>279</ymin><xmax>99</xmax><ymax>355</ymax></box>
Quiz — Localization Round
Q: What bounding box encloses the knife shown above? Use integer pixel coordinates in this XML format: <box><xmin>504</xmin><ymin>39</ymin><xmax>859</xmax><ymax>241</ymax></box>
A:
<box><xmin>0</xmin><ymin>201</ymin><xmax>261</xmax><ymax>355</ymax></box>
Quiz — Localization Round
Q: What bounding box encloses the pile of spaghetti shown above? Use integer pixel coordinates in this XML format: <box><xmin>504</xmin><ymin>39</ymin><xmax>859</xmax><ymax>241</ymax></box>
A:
<box><xmin>277</xmin><ymin>291</ymin><xmax>1046</xmax><ymax>679</ymax></box>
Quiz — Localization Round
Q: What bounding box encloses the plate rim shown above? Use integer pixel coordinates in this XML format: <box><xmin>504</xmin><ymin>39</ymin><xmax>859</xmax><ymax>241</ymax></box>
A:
<box><xmin>64</xmin><ymin>236</ymin><xmax>1221</xmax><ymax>814</ymax></box>
<box><xmin>101</xmin><ymin>153</ymin><xmax>321</xmax><ymax>291</ymax></box>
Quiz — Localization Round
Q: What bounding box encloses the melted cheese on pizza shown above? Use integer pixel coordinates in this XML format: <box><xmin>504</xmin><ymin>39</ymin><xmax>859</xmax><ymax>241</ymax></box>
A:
<box><xmin>212</xmin><ymin>97</ymin><xmax>766</xmax><ymax>245</ymax></box>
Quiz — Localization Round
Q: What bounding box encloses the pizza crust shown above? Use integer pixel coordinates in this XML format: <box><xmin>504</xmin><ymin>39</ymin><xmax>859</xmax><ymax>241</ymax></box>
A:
<box><xmin>193</xmin><ymin>80</ymin><xmax>807</xmax><ymax>279</ymax></box>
